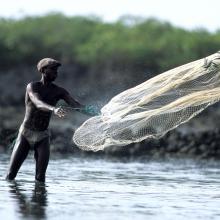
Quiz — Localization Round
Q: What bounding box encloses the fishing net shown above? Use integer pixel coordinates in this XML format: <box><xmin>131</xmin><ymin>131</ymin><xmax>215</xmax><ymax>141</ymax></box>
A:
<box><xmin>73</xmin><ymin>52</ymin><xmax>220</xmax><ymax>151</ymax></box>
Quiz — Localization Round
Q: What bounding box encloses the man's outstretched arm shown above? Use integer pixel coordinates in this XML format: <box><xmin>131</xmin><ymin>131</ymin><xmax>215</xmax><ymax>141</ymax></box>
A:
<box><xmin>61</xmin><ymin>90</ymin><xmax>85</xmax><ymax>110</ymax></box>
<box><xmin>62</xmin><ymin>89</ymin><xmax>100</xmax><ymax>116</ymax></box>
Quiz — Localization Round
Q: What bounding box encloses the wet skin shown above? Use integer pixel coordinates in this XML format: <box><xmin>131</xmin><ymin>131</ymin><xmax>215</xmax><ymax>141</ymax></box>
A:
<box><xmin>6</xmin><ymin>65</ymin><xmax>83</xmax><ymax>182</ymax></box>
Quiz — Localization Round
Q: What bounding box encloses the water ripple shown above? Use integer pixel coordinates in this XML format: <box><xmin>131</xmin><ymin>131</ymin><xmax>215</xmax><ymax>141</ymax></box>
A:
<box><xmin>0</xmin><ymin>154</ymin><xmax>220</xmax><ymax>220</ymax></box>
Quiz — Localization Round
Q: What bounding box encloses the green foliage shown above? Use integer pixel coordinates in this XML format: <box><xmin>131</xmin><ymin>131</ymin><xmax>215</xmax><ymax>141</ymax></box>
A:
<box><xmin>0</xmin><ymin>13</ymin><xmax>220</xmax><ymax>73</ymax></box>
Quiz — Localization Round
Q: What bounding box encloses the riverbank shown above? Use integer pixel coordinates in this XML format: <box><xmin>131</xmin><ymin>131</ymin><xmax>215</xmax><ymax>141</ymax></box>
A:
<box><xmin>1</xmin><ymin>104</ymin><xmax>220</xmax><ymax>159</ymax></box>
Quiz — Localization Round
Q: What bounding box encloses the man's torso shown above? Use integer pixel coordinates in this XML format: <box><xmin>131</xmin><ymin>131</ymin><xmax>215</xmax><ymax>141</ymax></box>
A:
<box><xmin>22</xmin><ymin>81</ymin><xmax>65</xmax><ymax>131</ymax></box>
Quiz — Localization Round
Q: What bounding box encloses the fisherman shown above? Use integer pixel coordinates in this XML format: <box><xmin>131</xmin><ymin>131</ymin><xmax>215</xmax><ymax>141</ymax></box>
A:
<box><xmin>6</xmin><ymin>58</ymin><xmax>98</xmax><ymax>182</ymax></box>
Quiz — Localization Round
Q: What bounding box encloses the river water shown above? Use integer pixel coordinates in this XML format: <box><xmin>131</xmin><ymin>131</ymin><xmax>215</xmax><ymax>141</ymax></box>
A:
<box><xmin>0</xmin><ymin>154</ymin><xmax>220</xmax><ymax>220</ymax></box>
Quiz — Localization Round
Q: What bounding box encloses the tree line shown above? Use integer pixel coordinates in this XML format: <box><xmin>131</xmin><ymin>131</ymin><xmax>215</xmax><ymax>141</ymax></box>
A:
<box><xmin>0</xmin><ymin>13</ymin><xmax>220</xmax><ymax>73</ymax></box>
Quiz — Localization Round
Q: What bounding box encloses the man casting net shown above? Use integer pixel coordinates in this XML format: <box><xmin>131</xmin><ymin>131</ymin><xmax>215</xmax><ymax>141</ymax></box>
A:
<box><xmin>73</xmin><ymin>52</ymin><xmax>220</xmax><ymax>151</ymax></box>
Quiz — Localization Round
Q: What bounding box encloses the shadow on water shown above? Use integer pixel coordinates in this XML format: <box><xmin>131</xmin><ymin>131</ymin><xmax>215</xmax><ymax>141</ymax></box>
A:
<box><xmin>8</xmin><ymin>180</ymin><xmax>48</xmax><ymax>219</ymax></box>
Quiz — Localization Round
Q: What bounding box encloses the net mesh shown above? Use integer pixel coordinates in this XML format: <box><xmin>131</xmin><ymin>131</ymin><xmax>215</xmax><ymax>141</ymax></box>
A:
<box><xmin>73</xmin><ymin>52</ymin><xmax>220</xmax><ymax>151</ymax></box>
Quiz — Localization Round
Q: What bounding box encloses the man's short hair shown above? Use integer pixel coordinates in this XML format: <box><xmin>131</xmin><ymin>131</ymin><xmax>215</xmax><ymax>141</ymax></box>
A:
<box><xmin>37</xmin><ymin>58</ymin><xmax>61</xmax><ymax>72</ymax></box>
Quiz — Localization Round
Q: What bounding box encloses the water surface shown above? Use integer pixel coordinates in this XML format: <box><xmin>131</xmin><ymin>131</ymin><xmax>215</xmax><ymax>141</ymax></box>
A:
<box><xmin>0</xmin><ymin>154</ymin><xmax>220</xmax><ymax>220</ymax></box>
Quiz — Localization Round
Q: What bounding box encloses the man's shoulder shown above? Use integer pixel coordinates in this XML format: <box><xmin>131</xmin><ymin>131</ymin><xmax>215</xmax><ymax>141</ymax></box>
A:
<box><xmin>26</xmin><ymin>81</ymin><xmax>41</xmax><ymax>89</ymax></box>
<box><xmin>51</xmin><ymin>83</ymin><xmax>67</xmax><ymax>92</ymax></box>
<box><xmin>28</xmin><ymin>81</ymin><xmax>41</xmax><ymax>85</ymax></box>
<box><xmin>51</xmin><ymin>82</ymin><xmax>60</xmax><ymax>89</ymax></box>
<box><xmin>51</xmin><ymin>83</ymin><xmax>69</xmax><ymax>97</ymax></box>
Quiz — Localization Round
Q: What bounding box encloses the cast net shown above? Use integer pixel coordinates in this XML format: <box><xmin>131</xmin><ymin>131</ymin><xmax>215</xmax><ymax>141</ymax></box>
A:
<box><xmin>73</xmin><ymin>52</ymin><xmax>220</xmax><ymax>151</ymax></box>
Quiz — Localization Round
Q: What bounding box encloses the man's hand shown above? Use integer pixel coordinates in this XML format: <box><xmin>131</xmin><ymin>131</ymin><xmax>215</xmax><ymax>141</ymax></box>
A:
<box><xmin>53</xmin><ymin>106</ymin><xmax>68</xmax><ymax>118</ymax></box>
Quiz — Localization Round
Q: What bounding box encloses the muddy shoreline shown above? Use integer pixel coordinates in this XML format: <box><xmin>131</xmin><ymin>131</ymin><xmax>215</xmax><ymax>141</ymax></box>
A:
<box><xmin>1</xmin><ymin>105</ymin><xmax>220</xmax><ymax>159</ymax></box>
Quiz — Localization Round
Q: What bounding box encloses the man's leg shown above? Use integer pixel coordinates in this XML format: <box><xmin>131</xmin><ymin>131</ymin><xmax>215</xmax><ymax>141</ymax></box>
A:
<box><xmin>6</xmin><ymin>134</ymin><xmax>30</xmax><ymax>180</ymax></box>
<box><xmin>34</xmin><ymin>137</ymin><xmax>50</xmax><ymax>182</ymax></box>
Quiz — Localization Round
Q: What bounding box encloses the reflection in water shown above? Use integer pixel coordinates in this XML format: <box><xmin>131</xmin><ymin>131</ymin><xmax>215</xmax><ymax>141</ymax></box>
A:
<box><xmin>8</xmin><ymin>181</ymin><xmax>47</xmax><ymax>219</ymax></box>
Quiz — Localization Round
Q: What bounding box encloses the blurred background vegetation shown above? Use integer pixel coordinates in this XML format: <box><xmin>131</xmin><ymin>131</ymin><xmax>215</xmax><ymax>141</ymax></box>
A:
<box><xmin>1</xmin><ymin>13</ymin><xmax>220</xmax><ymax>72</ymax></box>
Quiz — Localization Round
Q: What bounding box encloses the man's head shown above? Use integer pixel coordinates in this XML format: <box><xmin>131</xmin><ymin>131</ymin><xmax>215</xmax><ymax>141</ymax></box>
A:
<box><xmin>37</xmin><ymin>58</ymin><xmax>61</xmax><ymax>82</ymax></box>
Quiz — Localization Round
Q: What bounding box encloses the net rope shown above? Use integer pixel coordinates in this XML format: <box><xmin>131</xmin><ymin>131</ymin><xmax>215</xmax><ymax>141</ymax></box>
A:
<box><xmin>73</xmin><ymin>52</ymin><xmax>220</xmax><ymax>151</ymax></box>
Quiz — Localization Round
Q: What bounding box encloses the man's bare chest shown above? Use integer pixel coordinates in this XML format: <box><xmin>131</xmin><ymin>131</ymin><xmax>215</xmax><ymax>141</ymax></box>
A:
<box><xmin>36</xmin><ymin>87</ymin><xmax>60</xmax><ymax>104</ymax></box>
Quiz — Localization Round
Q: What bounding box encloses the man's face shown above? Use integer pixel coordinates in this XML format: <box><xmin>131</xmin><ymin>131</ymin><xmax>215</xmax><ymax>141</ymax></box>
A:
<box><xmin>43</xmin><ymin>65</ymin><xmax>59</xmax><ymax>82</ymax></box>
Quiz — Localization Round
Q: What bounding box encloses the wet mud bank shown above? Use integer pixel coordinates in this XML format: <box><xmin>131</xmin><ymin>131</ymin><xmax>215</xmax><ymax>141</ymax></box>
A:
<box><xmin>1</xmin><ymin>124</ymin><xmax>220</xmax><ymax>159</ymax></box>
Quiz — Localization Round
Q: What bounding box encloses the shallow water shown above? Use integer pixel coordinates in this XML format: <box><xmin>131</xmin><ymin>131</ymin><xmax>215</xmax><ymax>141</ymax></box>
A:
<box><xmin>0</xmin><ymin>154</ymin><xmax>220</xmax><ymax>220</ymax></box>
